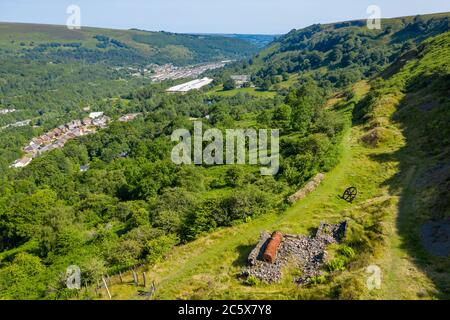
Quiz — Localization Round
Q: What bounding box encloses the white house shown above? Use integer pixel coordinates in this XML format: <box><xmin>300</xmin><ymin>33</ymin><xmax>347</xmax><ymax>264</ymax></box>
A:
<box><xmin>11</xmin><ymin>157</ymin><xmax>32</xmax><ymax>168</ymax></box>
<box><xmin>89</xmin><ymin>112</ymin><xmax>104</xmax><ymax>119</ymax></box>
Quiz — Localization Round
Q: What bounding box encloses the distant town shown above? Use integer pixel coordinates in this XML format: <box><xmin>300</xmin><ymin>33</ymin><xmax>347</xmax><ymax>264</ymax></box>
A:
<box><xmin>122</xmin><ymin>61</ymin><xmax>230</xmax><ymax>82</ymax></box>
<box><xmin>148</xmin><ymin>61</ymin><xmax>229</xmax><ymax>82</ymax></box>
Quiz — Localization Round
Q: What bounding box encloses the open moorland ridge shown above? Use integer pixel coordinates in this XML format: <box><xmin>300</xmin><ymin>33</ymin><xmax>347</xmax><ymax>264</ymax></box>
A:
<box><xmin>0</xmin><ymin>12</ymin><xmax>448</xmax><ymax>300</ymax></box>
<box><xmin>0</xmin><ymin>22</ymin><xmax>259</xmax><ymax>65</ymax></box>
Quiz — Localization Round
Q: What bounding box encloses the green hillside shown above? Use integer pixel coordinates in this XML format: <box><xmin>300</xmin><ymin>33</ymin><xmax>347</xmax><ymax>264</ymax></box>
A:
<box><xmin>0</xmin><ymin>22</ymin><xmax>259</xmax><ymax>66</ymax></box>
<box><xmin>234</xmin><ymin>12</ymin><xmax>450</xmax><ymax>89</ymax></box>
<box><xmin>97</xmin><ymin>31</ymin><xmax>450</xmax><ymax>300</ymax></box>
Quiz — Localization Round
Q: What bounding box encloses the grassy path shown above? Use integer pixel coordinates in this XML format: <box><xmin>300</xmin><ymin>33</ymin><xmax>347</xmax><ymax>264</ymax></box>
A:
<box><xmin>364</xmin><ymin>164</ymin><xmax>437</xmax><ymax>299</ymax></box>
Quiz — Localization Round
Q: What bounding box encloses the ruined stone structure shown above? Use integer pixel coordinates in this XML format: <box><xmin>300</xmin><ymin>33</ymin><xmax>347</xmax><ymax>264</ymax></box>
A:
<box><xmin>247</xmin><ymin>231</ymin><xmax>271</xmax><ymax>267</ymax></box>
<box><xmin>242</xmin><ymin>221</ymin><xmax>348</xmax><ymax>284</ymax></box>
<box><xmin>287</xmin><ymin>173</ymin><xmax>325</xmax><ymax>203</ymax></box>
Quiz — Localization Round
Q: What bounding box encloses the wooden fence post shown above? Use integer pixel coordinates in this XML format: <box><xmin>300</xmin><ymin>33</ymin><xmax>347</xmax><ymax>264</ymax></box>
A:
<box><xmin>147</xmin><ymin>280</ymin><xmax>156</xmax><ymax>299</ymax></box>
<box><xmin>119</xmin><ymin>271</ymin><xmax>123</xmax><ymax>283</ymax></box>
<box><xmin>95</xmin><ymin>279</ymin><xmax>100</xmax><ymax>296</ymax></box>
<box><xmin>133</xmin><ymin>270</ymin><xmax>138</xmax><ymax>286</ymax></box>
<box><xmin>142</xmin><ymin>272</ymin><xmax>147</xmax><ymax>288</ymax></box>
<box><xmin>102</xmin><ymin>277</ymin><xmax>112</xmax><ymax>300</ymax></box>
<box><xmin>83</xmin><ymin>279</ymin><xmax>88</xmax><ymax>296</ymax></box>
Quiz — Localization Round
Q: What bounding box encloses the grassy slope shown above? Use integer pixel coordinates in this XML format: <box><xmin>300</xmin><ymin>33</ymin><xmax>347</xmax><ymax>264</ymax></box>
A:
<box><xmin>244</xmin><ymin>12</ymin><xmax>450</xmax><ymax>80</ymax></box>
<box><xmin>99</xmin><ymin>31</ymin><xmax>450</xmax><ymax>299</ymax></box>
<box><xmin>358</xmin><ymin>32</ymin><xmax>450</xmax><ymax>299</ymax></box>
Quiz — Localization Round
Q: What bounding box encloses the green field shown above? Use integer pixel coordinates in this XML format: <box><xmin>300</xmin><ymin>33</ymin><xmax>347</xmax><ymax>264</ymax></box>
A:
<box><xmin>207</xmin><ymin>85</ymin><xmax>277</xmax><ymax>98</ymax></box>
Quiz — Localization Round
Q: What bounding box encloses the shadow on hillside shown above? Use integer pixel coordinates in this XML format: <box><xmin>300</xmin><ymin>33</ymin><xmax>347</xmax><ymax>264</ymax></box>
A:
<box><xmin>358</xmin><ymin>78</ymin><xmax>450</xmax><ymax>298</ymax></box>
<box><xmin>233</xmin><ymin>244</ymin><xmax>254</xmax><ymax>268</ymax></box>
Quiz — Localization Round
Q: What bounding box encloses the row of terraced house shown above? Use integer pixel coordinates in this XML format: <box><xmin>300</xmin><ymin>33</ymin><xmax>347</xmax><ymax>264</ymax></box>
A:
<box><xmin>10</xmin><ymin>112</ymin><xmax>109</xmax><ymax>168</ymax></box>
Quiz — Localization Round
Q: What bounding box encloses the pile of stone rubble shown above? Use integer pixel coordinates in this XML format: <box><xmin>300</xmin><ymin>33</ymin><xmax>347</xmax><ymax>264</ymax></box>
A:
<box><xmin>287</xmin><ymin>173</ymin><xmax>325</xmax><ymax>204</ymax></box>
<box><xmin>242</xmin><ymin>221</ymin><xmax>348</xmax><ymax>284</ymax></box>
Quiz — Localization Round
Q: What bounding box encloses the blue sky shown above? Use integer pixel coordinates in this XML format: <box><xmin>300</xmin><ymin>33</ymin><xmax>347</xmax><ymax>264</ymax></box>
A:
<box><xmin>1</xmin><ymin>0</ymin><xmax>449</xmax><ymax>34</ymax></box>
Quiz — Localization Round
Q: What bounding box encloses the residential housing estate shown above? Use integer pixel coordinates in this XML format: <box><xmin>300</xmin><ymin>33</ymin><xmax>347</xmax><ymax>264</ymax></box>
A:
<box><xmin>10</xmin><ymin>112</ymin><xmax>110</xmax><ymax>168</ymax></box>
